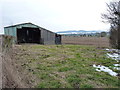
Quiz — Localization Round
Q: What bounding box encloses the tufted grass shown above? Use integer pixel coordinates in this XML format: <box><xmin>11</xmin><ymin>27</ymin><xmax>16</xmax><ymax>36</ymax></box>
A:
<box><xmin>16</xmin><ymin>44</ymin><xmax>119</xmax><ymax>88</ymax></box>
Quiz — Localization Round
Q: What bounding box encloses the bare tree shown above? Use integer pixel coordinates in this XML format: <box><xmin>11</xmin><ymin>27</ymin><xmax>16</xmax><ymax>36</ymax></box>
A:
<box><xmin>102</xmin><ymin>1</ymin><xmax>120</xmax><ymax>49</ymax></box>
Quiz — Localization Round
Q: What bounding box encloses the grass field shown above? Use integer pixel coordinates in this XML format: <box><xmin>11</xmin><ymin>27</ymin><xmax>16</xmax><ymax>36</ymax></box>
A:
<box><xmin>62</xmin><ymin>36</ymin><xmax>110</xmax><ymax>47</ymax></box>
<box><xmin>13</xmin><ymin>45</ymin><xmax>119</xmax><ymax>88</ymax></box>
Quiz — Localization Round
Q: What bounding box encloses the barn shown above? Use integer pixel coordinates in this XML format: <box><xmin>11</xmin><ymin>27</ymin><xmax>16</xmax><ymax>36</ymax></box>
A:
<box><xmin>4</xmin><ymin>23</ymin><xmax>61</xmax><ymax>44</ymax></box>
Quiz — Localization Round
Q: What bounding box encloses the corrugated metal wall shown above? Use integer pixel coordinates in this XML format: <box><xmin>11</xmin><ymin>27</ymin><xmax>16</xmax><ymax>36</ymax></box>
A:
<box><xmin>4</xmin><ymin>27</ymin><xmax>16</xmax><ymax>37</ymax></box>
<box><xmin>40</xmin><ymin>28</ymin><xmax>55</xmax><ymax>44</ymax></box>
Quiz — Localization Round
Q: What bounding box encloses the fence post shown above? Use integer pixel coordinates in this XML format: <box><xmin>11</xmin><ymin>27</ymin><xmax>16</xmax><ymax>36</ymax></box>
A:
<box><xmin>0</xmin><ymin>35</ymin><xmax>2</xmax><ymax>89</ymax></box>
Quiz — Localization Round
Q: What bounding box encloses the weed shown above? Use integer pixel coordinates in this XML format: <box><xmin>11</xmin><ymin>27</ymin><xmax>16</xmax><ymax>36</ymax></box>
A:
<box><xmin>67</xmin><ymin>74</ymin><xmax>81</xmax><ymax>88</ymax></box>
<box><xmin>81</xmin><ymin>84</ymin><xmax>93</xmax><ymax>88</ymax></box>
<box><xmin>58</xmin><ymin>66</ymin><xmax>73</xmax><ymax>72</ymax></box>
<box><xmin>37</xmin><ymin>80</ymin><xmax>61</xmax><ymax>88</ymax></box>
<box><xmin>37</xmin><ymin>82</ymin><xmax>47</xmax><ymax>88</ymax></box>
<box><xmin>49</xmin><ymin>80</ymin><xmax>61</xmax><ymax>88</ymax></box>
<box><xmin>76</xmin><ymin>53</ymin><xmax>81</xmax><ymax>58</ymax></box>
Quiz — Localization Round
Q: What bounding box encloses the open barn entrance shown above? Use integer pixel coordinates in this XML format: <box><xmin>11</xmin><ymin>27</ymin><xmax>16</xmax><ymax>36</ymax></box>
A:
<box><xmin>55</xmin><ymin>34</ymin><xmax>61</xmax><ymax>44</ymax></box>
<box><xmin>17</xmin><ymin>27</ymin><xmax>41</xmax><ymax>44</ymax></box>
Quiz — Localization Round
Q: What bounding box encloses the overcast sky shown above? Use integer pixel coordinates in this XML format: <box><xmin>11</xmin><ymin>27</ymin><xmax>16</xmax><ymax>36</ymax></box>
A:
<box><xmin>0</xmin><ymin>0</ymin><xmax>112</xmax><ymax>34</ymax></box>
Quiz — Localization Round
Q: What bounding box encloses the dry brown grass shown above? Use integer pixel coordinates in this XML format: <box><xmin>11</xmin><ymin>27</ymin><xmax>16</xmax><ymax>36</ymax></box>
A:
<box><xmin>62</xmin><ymin>36</ymin><xmax>110</xmax><ymax>47</ymax></box>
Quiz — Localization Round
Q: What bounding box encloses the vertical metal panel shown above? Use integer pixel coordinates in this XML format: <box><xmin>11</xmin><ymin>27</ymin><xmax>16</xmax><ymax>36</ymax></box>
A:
<box><xmin>43</xmin><ymin>30</ymin><xmax>55</xmax><ymax>45</ymax></box>
<box><xmin>4</xmin><ymin>27</ymin><xmax>16</xmax><ymax>37</ymax></box>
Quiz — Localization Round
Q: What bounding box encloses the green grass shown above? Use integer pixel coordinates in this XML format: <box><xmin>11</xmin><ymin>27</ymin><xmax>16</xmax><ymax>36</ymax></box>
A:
<box><xmin>16</xmin><ymin>45</ymin><xmax>119</xmax><ymax>88</ymax></box>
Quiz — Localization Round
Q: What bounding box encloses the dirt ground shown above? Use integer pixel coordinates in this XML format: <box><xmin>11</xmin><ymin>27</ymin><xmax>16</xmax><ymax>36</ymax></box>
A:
<box><xmin>6</xmin><ymin>45</ymin><xmax>39</xmax><ymax>88</ymax></box>
<box><xmin>2</xmin><ymin>45</ymin><xmax>33</xmax><ymax>88</ymax></box>
<box><xmin>62</xmin><ymin>36</ymin><xmax>110</xmax><ymax>47</ymax></box>
<box><xmin>2</xmin><ymin>47</ymin><xmax>25</xmax><ymax>88</ymax></box>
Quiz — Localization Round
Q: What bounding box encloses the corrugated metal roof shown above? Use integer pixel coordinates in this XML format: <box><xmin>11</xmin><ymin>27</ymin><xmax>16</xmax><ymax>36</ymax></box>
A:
<box><xmin>4</xmin><ymin>22</ymin><xmax>33</xmax><ymax>28</ymax></box>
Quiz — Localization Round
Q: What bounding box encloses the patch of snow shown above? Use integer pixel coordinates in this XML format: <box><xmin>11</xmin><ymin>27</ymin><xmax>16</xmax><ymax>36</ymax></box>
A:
<box><xmin>93</xmin><ymin>64</ymin><xmax>118</xmax><ymax>76</ymax></box>
<box><xmin>106</xmin><ymin>53</ymin><xmax>119</xmax><ymax>61</ymax></box>
<box><xmin>106</xmin><ymin>49</ymin><xmax>110</xmax><ymax>51</ymax></box>
<box><xmin>113</xmin><ymin>64</ymin><xmax>120</xmax><ymax>70</ymax></box>
<box><xmin>113</xmin><ymin>67</ymin><xmax>120</xmax><ymax>70</ymax></box>
<box><xmin>105</xmin><ymin>48</ymin><xmax>119</xmax><ymax>53</ymax></box>
<box><xmin>113</xmin><ymin>64</ymin><xmax>120</xmax><ymax>67</ymax></box>
<box><xmin>105</xmin><ymin>48</ymin><xmax>120</xmax><ymax>61</ymax></box>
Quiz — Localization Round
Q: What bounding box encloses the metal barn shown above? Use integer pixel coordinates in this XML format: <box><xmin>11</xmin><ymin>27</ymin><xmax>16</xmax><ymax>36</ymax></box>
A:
<box><xmin>4</xmin><ymin>23</ymin><xmax>61</xmax><ymax>44</ymax></box>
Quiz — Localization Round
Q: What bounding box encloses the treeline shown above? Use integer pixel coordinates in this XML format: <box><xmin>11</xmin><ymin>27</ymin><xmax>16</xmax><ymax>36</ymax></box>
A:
<box><xmin>62</xmin><ymin>32</ymin><xmax>109</xmax><ymax>37</ymax></box>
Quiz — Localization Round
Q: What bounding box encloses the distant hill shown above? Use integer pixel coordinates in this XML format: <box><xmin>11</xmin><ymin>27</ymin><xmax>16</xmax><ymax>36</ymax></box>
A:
<box><xmin>56</xmin><ymin>30</ymin><xmax>108</xmax><ymax>35</ymax></box>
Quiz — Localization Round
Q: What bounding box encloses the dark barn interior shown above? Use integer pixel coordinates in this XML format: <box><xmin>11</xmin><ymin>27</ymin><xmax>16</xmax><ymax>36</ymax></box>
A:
<box><xmin>55</xmin><ymin>34</ymin><xmax>61</xmax><ymax>44</ymax></box>
<box><xmin>17</xmin><ymin>27</ymin><xmax>41</xmax><ymax>44</ymax></box>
